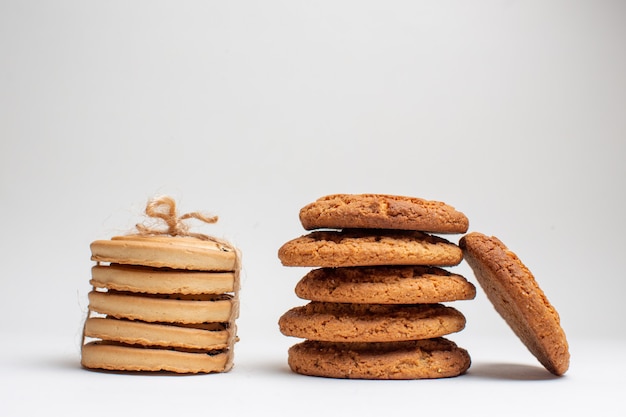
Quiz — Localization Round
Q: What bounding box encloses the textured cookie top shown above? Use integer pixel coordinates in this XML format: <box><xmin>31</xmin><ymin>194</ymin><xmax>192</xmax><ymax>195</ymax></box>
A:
<box><xmin>287</xmin><ymin>338</ymin><xmax>471</xmax><ymax>380</ymax></box>
<box><xmin>278</xmin><ymin>229</ymin><xmax>463</xmax><ymax>267</ymax></box>
<box><xmin>278</xmin><ymin>302</ymin><xmax>466</xmax><ymax>342</ymax></box>
<box><xmin>295</xmin><ymin>266</ymin><xmax>476</xmax><ymax>304</ymax></box>
<box><xmin>459</xmin><ymin>232</ymin><xmax>570</xmax><ymax>376</ymax></box>
<box><xmin>299</xmin><ymin>194</ymin><xmax>469</xmax><ymax>233</ymax></box>
<box><xmin>91</xmin><ymin>235</ymin><xmax>238</xmax><ymax>271</ymax></box>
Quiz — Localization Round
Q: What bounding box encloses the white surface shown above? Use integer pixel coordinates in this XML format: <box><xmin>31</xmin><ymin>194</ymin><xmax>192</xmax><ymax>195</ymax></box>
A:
<box><xmin>2</xmin><ymin>334</ymin><xmax>625</xmax><ymax>416</ymax></box>
<box><xmin>1</xmin><ymin>1</ymin><xmax>625</xmax><ymax>415</ymax></box>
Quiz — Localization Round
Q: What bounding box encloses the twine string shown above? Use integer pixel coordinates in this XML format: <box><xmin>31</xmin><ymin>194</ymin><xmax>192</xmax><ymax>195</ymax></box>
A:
<box><xmin>135</xmin><ymin>195</ymin><xmax>231</xmax><ymax>249</ymax></box>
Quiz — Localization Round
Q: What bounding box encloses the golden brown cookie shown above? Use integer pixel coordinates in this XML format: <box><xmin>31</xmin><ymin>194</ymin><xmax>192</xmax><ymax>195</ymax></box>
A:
<box><xmin>287</xmin><ymin>338</ymin><xmax>470</xmax><ymax>379</ymax></box>
<box><xmin>90</xmin><ymin>264</ymin><xmax>237</xmax><ymax>295</ymax></box>
<box><xmin>459</xmin><ymin>232</ymin><xmax>569</xmax><ymax>376</ymax></box>
<box><xmin>83</xmin><ymin>317</ymin><xmax>235</xmax><ymax>350</ymax></box>
<box><xmin>279</xmin><ymin>302</ymin><xmax>466</xmax><ymax>342</ymax></box>
<box><xmin>295</xmin><ymin>266</ymin><xmax>476</xmax><ymax>304</ymax></box>
<box><xmin>81</xmin><ymin>341</ymin><xmax>232</xmax><ymax>373</ymax></box>
<box><xmin>299</xmin><ymin>194</ymin><xmax>469</xmax><ymax>233</ymax></box>
<box><xmin>278</xmin><ymin>229</ymin><xmax>463</xmax><ymax>268</ymax></box>
<box><xmin>87</xmin><ymin>291</ymin><xmax>238</xmax><ymax>324</ymax></box>
<box><xmin>90</xmin><ymin>235</ymin><xmax>237</xmax><ymax>271</ymax></box>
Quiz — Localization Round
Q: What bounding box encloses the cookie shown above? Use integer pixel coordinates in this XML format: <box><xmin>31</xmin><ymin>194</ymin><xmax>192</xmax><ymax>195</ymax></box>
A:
<box><xmin>90</xmin><ymin>264</ymin><xmax>237</xmax><ymax>295</ymax></box>
<box><xmin>459</xmin><ymin>232</ymin><xmax>569</xmax><ymax>376</ymax></box>
<box><xmin>278</xmin><ymin>229</ymin><xmax>463</xmax><ymax>268</ymax></box>
<box><xmin>279</xmin><ymin>302</ymin><xmax>466</xmax><ymax>342</ymax></box>
<box><xmin>299</xmin><ymin>194</ymin><xmax>469</xmax><ymax>233</ymax></box>
<box><xmin>83</xmin><ymin>317</ymin><xmax>235</xmax><ymax>350</ymax></box>
<box><xmin>287</xmin><ymin>338</ymin><xmax>471</xmax><ymax>379</ymax></box>
<box><xmin>87</xmin><ymin>291</ymin><xmax>238</xmax><ymax>324</ymax></box>
<box><xmin>295</xmin><ymin>266</ymin><xmax>476</xmax><ymax>304</ymax></box>
<box><xmin>81</xmin><ymin>341</ymin><xmax>232</xmax><ymax>374</ymax></box>
<box><xmin>90</xmin><ymin>235</ymin><xmax>238</xmax><ymax>271</ymax></box>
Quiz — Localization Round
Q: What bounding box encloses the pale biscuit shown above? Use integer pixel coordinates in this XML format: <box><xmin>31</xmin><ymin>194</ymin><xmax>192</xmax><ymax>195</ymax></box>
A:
<box><xmin>87</xmin><ymin>291</ymin><xmax>237</xmax><ymax>324</ymax></box>
<box><xmin>278</xmin><ymin>302</ymin><xmax>466</xmax><ymax>342</ymax></box>
<box><xmin>295</xmin><ymin>266</ymin><xmax>476</xmax><ymax>304</ymax></box>
<box><xmin>299</xmin><ymin>194</ymin><xmax>469</xmax><ymax>233</ymax></box>
<box><xmin>81</xmin><ymin>341</ymin><xmax>232</xmax><ymax>374</ymax></box>
<box><xmin>90</xmin><ymin>264</ymin><xmax>237</xmax><ymax>295</ymax></box>
<box><xmin>83</xmin><ymin>317</ymin><xmax>234</xmax><ymax>350</ymax></box>
<box><xmin>459</xmin><ymin>232</ymin><xmax>569</xmax><ymax>376</ymax></box>
<box><xmin>287</xmin><ymin>338</ymin><xmax>471</xmax><ymax>379</ymax></box>
<box><xmin>278</xmin><ymin>229</ymin><xmax>463</xmax><ymax>268</ymax></box>
<box><xmin>90</xmin><ymin>235</ymin><xmax>237</xmax><ymax>271</ymax></box>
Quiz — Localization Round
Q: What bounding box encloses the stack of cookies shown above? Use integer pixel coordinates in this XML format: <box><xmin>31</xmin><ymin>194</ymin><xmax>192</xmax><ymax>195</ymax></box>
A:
<box><xmin>81</xmin><ymin>197</ymin><xmax>240</xmax><ymax>374</ymax></box>
<box><xmin>278</xmin><ymin>194</ymin><xmax>475</xmax><ymax>379</ymax></box>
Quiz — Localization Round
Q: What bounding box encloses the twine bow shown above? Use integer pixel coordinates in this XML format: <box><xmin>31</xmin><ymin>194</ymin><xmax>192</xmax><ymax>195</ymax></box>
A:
<box><xmin>135</xmin><ymin>196</ymin><xmax>231</xmax><ymax>249</ymax></box>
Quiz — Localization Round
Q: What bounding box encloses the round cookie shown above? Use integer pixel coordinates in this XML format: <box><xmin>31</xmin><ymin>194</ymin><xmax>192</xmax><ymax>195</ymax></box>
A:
<box><xmin>295</xmin><ymin>266</ymin><xmax>476</xmax><ymax>304</ymax></box>
<box><xmin>287</xmin><ymin>338</ymin><xmax>471</xmax><ymax>379</ymax></box>
<box><xmin>459</xmin><ymin>232</ymin><xmax>570</xmax><ymax>376</ymax></box>
<box><xmin>90</xmin><ymin>264</ymin><xmax>237</xmax><ymax>295</ymax></box>
<box><xmin>83</xmin><ymin>317</ymin><xmax>234</xmax><ymax>350</ymax></box>
<box><xmin>87</xmin><ymin>291</ymin><xmax>237</xmax><ymax>324</ymax></box>
<box><xmin>278</xmin><ymin>302</ymin><xmax>466</xmax><ymax>342</ymax></box>
<box><xmin>278</xmin><ymin>229</ymin><xmax>463</xmax><ymax>268</ymax></box>
<box><xmin>90</xmin><ymin>235</ymin><xmax>238</xmax><ymax>271</ymax></box>
<box><xmin>81</xmin><ymin>341</ymin><xmax>232</xmax><ymax>373</ymax></box>
<box><xmin>299</xmin><ymin>194</ymin><xmax>469</xmax><ymax>233</ymax></box>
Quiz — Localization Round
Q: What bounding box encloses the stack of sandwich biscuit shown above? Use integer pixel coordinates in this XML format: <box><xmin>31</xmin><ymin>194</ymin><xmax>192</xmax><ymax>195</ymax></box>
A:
<box><xmin>278</xmin><ymin>194</ymin><xmax>475</xmax><ymax>379</ymax></box>
<box><xmin>81</xmin><ymin>197</ymin><xmax>240</xmax><ymax>374</ymax></box>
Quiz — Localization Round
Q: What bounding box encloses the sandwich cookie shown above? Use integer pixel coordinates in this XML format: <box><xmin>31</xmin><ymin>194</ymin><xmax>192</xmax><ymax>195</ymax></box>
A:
<box><xmin>81</xmin><ymin>341</ymin><xmax>232</xmax><ymax>374</ymax></box>
<box><xmin>459</xmin><ymin>232</ymin><xmax>569</xmax><ymax>376</ymax></box>
<box><xmin>83</xmin><ymin>317</ymin><xmax>234</xmax><ymax>350</ymax></box>
<box><xmin>90</xmin><ymin>264</ymin><xmax>237</xmax><ymax>295</ymax></box>
<box><xmin>87</xmin><ymin>291</ymin><xmax>237</xmax><ymax>324</ymax></box>
<box><xmin>90</xmin><ymin>234</ymin><xmax>237</xmax><ymax>271</ymax></box>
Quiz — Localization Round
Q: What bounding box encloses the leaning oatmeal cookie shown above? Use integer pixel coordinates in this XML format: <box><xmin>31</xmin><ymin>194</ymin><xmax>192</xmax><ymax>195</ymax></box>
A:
<box><xmin>460</xmin><ymin>232</ymin><xmax>569</xmax><ymax>376</ymax></box>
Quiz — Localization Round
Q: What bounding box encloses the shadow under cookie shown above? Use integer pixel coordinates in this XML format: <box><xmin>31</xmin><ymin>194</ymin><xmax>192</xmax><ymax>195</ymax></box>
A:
<box><xmin>466</xmin><ymin>362</ymin><xmax>561</xmax><ymax>381</ymax></box>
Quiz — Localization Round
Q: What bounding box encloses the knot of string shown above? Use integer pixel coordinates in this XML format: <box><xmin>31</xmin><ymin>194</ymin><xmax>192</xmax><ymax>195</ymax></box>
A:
<box><xmin>135</xmin><ymin>196</ymin><xmax>231</xmax><ymax>249</ymax></box>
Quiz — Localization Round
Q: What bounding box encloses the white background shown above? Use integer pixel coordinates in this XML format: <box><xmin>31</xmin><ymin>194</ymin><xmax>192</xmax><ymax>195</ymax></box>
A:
<box><xmin>1</xmin><ymin>1</ymin><xmax>625</xmax><ymax>415</ymax></box>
